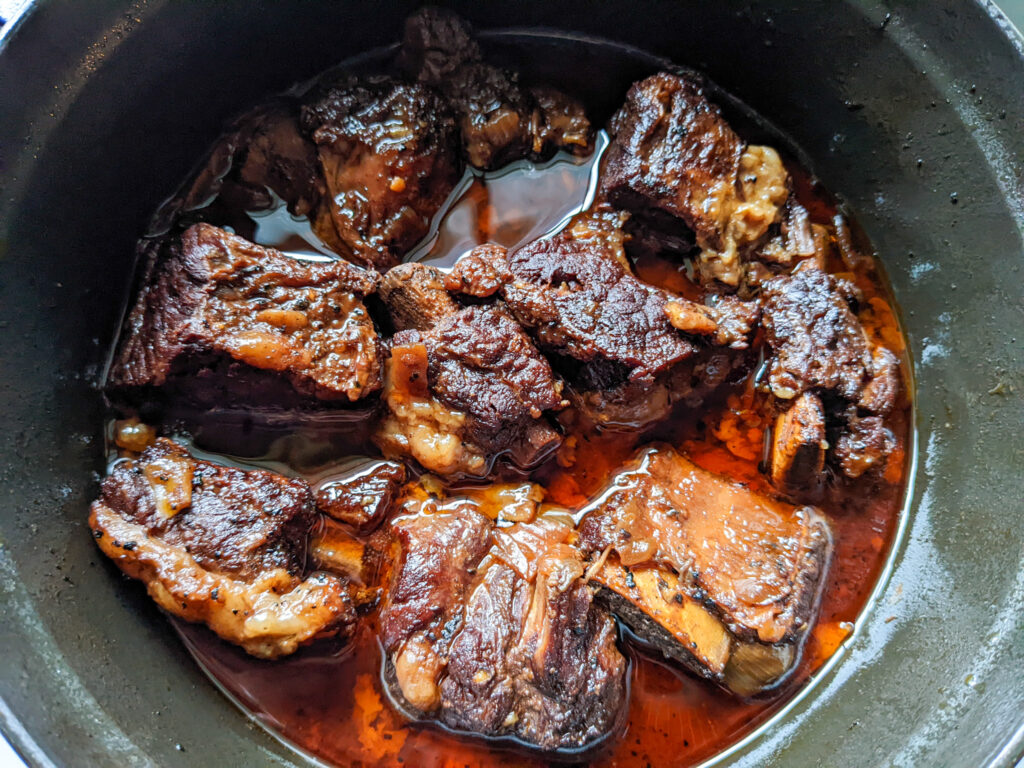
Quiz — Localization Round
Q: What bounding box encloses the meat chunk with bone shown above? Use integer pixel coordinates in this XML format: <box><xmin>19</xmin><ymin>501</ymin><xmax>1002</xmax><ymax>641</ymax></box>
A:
<box><xmin>374</xmin><ymin>263</ymin><xmax>565</xmax><ymax>476</ymax></box>
<box><xmin>398</xmin><ymin>8</ymin><xmax>593</xmax><ymax>169</ymax></box>
<box><xmin>602</xmin><ymin>72</ymin><xmax>789</xmax><ymax>286</ymax></box>
<box><xmin>590</xmin><ymin>559</ymin><xmax>795</xmax><ymax>696</ymax></box>
<box><xmin>762</xmin><ymin>265</ymin><xmax>900</xmax><ymax>480</ymax></box>
<box><xmin>89</xmin><ymin>439</ymin><xmax>356</xmax><ymax>658</ymax></box>
<box><xmin>446</xmin><ymin>213</ymin><xmax>756</xmax><ymax>428</ymax></box>
<box><xmin>107</xmin><ymin>223</ymin><xmax>383</xmax><ymax>410</ymax></box>
<box><xmin>380</xmin><ymin>486</ymin><xmax>627</xmax><ymax>750</ymax></box>
<box><xmin>300</xmin><ymin>76</ymin><xmax>462</xmax><ymax>270</ymax></box>
<box><xmin>578</xmin><ymin>445</ymin><xmax>829</xmax><ymax>668</ymax></box>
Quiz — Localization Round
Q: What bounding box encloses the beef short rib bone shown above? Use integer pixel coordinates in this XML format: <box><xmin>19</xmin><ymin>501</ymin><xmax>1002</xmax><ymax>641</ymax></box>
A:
<box><xmin>108</xmin><ymin>223</ymin><xmax>383</xmax><ymax>410</ymax></box>
<box><xmin>769</xmin><ymin>391</ymin><xmax>828</xmax><ymax>491</ymax></box>
<box><xmin>579</xmin><ymin>444</ymin><xmax>830</xmax><ymax>647</ymax></box>
<box><xmin>89</xmin><ymin>438</ymin><xmax>356</xmax><ymax>658</ymax></box>
<box><xmin>589</xmin><ymin>557</ymin><xmax>796</xmax><ymax>696</ymax></box>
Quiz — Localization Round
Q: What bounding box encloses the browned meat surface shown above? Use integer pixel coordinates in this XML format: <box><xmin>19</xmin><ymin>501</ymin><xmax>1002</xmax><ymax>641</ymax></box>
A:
<box><xmin>769</xmin><ymin>391</ymin><xmax>827</xmax><ymax>491</ymax></box>
<box><xmin>602</xmin><ymin>72</ymin><xmax>789</xmax><ymax>286</ymax></box>
<box><xmin>479</xmin><ymin>226</ymin><xmax>697</xmax><ymax>381</ymax></box>
<box><xmin>833</xmin><ymin>410</ymin><xmax>897</xmax><ymax>479</ymax></box>
<box><xmin>761</xmin><ymin>266</ymin><xmax>871</xmax><ymax>401</ymax></box>
<box><xmin>578</xmin><ymin>444</ymin><xmax>830</xmax><ymax>644</ymax></box>
<box><xmin>859</xmin><ymin>346</ymin><xmax>900</xmax><ymax>415</ymax></box>
<box><xmin>313</xmin><ymin>460</ymin><xmax>407</xmax><ymax>530</ymax></box>
<box><xmin>380</xmin><ymin>487</ymin><xmax>626</xmax><ymax>750</ymax></box>
<box><xmin>300</xmin><ymin>76</ymin><xmax>462</xmax><ymax>270</ymax></box>
<box><xmin>156</xmin><ymin>100</ymin><xmax>324</xmax><ymax>231</ymax></box>
<box><xmin>398</xmin><ymin>8</ymin><xmax>593</xmax><ymax>169</ymax></box>
<box><xmin>761</xmin><ymin>265</ymin><xmax>900</xmax><ymax>480</ymax></box>
<box><xmin>89</xmin><ymin>439</ymin><xmax>355</xmax><ymax>658</ymax></box>
<box><xmin>375</xmin><ymin>263</ymin><xmax>564</xmax><ymax>476</ymax></box>
<box><xmin>446</xmin><ymin>215</ymin><xmax>752</xmax><ymax>428</ymax></box>
<box><xmin>229</xmin><ymin>101</ymin><xmax>324</xmax><ymax>217</ymax></box>
<box><xmin>442</xmin><ymin>243</ymin><xmax>511</xmax><ymax>298</ymax></box>
<box><xmin>108</xmin><ymin>223</ymin><xmax>383</xmax><ymax>409</ymax></box>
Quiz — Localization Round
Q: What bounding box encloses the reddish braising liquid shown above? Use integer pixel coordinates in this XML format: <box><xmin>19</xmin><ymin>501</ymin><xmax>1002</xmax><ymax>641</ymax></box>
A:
<box><xmin>171</xmin><ymin>145</ymin><xmax>911</xmax><ymax>767</ymax></box>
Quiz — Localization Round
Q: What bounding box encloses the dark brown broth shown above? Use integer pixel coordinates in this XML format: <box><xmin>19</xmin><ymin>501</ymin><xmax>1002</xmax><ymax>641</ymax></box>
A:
<box><xmin>106</xmin><ymin>35</ymin><xmax>913</xmax><ymax>765</ymax></box>
<box><xmin>159</xmin><ymin>150</ymin><xmax>911</xmax><ymax>767</ymax></box>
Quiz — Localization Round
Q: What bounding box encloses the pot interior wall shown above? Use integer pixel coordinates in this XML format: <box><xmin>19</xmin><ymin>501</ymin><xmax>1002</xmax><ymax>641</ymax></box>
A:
<box><xmin>0</xmin><ymin>2</ymin><xmax>1021</xmax><ymax>766</ymax></box>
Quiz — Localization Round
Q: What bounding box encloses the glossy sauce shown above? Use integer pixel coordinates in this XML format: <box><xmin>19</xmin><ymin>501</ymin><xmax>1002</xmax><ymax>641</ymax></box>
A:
<box><xmin>240</xmin><ymin>133</ymin><xmax>608</xmax><ymax>272</ymax></box>
<box><xmin>160</xmin><ymin>141</ymin><xmax>911</xmax><ymax>767</ymax></box>
<box><xmin>109</xmin><ymin>36</ymin><xmax>914</xmax><ymax>767</ymax></box>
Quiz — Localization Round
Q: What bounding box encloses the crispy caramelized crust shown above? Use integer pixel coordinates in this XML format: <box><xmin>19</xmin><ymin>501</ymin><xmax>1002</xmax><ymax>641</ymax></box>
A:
<box><xmin>494</xmin><ymin>229</ymin><xmax>698</xmax><ymax>381</ymax></box>
<box><xmin>301</xmin><ymin>76</ymin><xmax>462</xmax><ymax>270</ymax></box>
<box><xmin>89</xmin><ymin>439</ymin><xmax>355</xmax><ymax>658</ymax></box>
<box><xmin>761</xmin><ymin>266</ymin><xmax>872</xmax><ymax>401</ymax></box>
<box><xmin>108</xmin><ymin>223</ymin><xmax>383</xmax><ymax>408</ymax></box>
<box><xmin>761</xmin><ymin>265</ymin><xmax>900</xmax><ymax>480</ymax></box>
<box><xmin>447</xmin><ymin>218</ymin><xmax>754</xmax><ymax>429</ymax></box>
<box><xmin>834</xmin><ymin>411</ymin><xmax>897</xmax><ymax>479</ymax></box>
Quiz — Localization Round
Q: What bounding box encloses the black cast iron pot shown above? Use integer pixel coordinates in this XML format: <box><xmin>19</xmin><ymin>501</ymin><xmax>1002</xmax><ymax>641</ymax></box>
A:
<box><xmin>1</xmin><ymin>2</ymin><xmax>1022</xmax><ymax>766</ymax></box>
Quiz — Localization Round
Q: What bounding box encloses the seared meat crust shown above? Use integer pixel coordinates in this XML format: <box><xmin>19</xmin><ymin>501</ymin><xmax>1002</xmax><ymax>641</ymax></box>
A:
<box><xmin>762</xmin><ymin>267</ymin><xmax>871</xmax><ymax>401</ymax></box>
<box><xmin>428</xmin><ymin>305</ymin><xmax>565</xmax><ymax>428</ymax></box>
<box><xmin>602</xmin><ymin>72</ymin><xmax>789</xmax><ymax>286</ymax></box>
<box><xmin>604</xmin><ymin>72</ymin><xmax>744</xmax><ymax>252</ymax></box>
<box><xmin>578</xmin><ymin>444</ymin><xmax>830</xmax><ymax>645</ymax></box>
<box><xmin>503</xmin><ymin>231</ymin><xmax>697</xmax><ymax>381</ymax></box>
<box><xmin>313</xmin><ymin>460</ymin><xmax>407</xmax><ymax>530</ymax></box>
<box><xmin>89</xmin><ymin>439</ymin><xmax>355</xmax><ymax>658</ymax></box>
<box><xmin>447</xmin><ymin>218</ymin><xmax>754</xmax><ymax>429</ymax></box>
<box><xmin>108</xmin><ymin>223</ymin><xmax>383</xmax><ymax>408</ymax></box>
<box><xmin>762</xmin><ymin>265</ymin><xmax>900</xmax><ymax>479</ymax></box>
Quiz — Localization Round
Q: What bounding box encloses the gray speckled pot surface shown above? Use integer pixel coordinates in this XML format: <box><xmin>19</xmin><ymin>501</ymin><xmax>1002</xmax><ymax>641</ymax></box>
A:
<box><xmin>0</xmin><ymin>2</ymin><xmax>1022</xmax><ymax>766</ymax></box>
